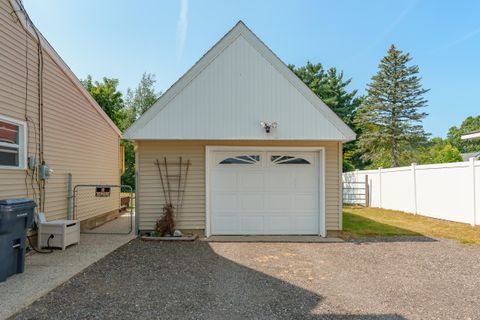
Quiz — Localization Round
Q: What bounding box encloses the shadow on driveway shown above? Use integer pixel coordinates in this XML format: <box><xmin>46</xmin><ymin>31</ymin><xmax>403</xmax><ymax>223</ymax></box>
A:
<box><xmin>11</xmin><ymin>240</ymin><xmax>405</xmax><ymax>320</ymax></box>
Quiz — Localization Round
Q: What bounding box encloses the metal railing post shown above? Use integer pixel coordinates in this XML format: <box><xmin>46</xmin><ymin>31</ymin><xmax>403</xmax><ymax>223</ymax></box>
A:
<box><xmin>72</xmin><ymin>184</ymin><xmax>134</xmax><ymax>235</ymax></box>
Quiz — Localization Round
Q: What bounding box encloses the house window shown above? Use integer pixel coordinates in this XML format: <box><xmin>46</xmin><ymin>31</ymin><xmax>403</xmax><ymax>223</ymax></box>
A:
<box><xmin>0</xmin><ymin>116</ymin><xmax>27</xmax><ymax>169</ymax></box>
<box><xmin>219</xmin><ymin>155</ymin><xmax>260</xmax><ymax>164</ymax></box>
<box><xmin>271</xmin><ymin>155</ymin><xmax>310</xmax><ymax>164</ymax></box>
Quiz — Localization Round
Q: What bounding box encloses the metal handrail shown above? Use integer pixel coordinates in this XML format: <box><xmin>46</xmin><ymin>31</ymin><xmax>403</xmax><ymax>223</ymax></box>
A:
<box><xmin>73</xmin><ymin>184</ymin><xmax>133</xmax><ymax>235</ymax></box>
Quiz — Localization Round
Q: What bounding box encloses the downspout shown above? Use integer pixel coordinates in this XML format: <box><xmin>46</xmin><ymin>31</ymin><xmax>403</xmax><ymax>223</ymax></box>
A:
<box><xmin>134</xmin><ymin>142</ymin><xmax>140</xmax><ymax>235</ymax></box>
<box><xmin>67</xmin><ymin>173</ymin><xmax>73</xmax><ymax>220</ymax></box>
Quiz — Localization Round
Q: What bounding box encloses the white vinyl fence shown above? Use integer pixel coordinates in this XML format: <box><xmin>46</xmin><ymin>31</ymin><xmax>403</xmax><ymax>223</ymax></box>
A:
<box><xmin>343</xmin><ymin>158</ymin><xmax>479</xmax><ymax>225</ymax></box>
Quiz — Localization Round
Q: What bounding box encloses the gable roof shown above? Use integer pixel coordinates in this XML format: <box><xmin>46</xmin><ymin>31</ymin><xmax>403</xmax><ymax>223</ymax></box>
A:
<box><xmin>10</xmin><ymin>0</ymin><xmax>121</xmax><ymax>136</ymax></box>
<box><xmin>124</xmin><ymin>21</ymin><xmax>356</xmax><ymax>141</ymax></box>
<box><xmin>461</xmin><ymin>152</ymin><xmax>480</xmax><ymax>161</ymax></box>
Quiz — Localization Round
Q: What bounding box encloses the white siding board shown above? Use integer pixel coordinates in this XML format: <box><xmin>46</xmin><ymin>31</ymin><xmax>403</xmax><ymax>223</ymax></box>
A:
<box><xmin>133</xmin><ymin>35</ymin><xmax>345</xmax><ymax>140</ymax></box>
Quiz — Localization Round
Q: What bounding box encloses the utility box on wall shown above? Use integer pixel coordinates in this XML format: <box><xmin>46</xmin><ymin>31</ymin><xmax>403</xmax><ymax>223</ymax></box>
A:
<box><xmin>38</xmin><ymin>163</ymin><xmax>53</xmax><ymax>180</ymax></box>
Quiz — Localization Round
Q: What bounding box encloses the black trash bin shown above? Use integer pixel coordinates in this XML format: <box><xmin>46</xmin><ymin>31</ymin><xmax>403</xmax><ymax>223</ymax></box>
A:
<box><xmin>0</xmin><ymin>198</ymin><xmax>36</xmax><ymax>282</ymax></box>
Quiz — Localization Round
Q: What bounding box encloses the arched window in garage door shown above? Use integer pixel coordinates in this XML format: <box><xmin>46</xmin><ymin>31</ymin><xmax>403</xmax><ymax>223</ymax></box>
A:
<box><xmin>219</xmin><ymin>155</ymin><xmax>260</xmax><ymax>164</ymax></box>
<box><xmin>270</xmin><ymin>155</ymin><xmax>310</xmax><ymax>164</ymax></box>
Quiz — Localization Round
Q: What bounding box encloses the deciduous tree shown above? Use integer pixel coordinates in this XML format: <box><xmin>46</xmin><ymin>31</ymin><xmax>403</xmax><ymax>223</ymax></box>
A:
<box><xmin>417</xmin><ymin>138</ymin><xmax>462</xmax><ymax>164</ymax></box>
<box><xmin>447</xmin><ymin>115</ymin><xmax>480</xmax><ymax>153</ymax></box>
<box><xmin>81</xmin><ymin>76</ymin><xmax>128</xmax><ymax>130</ymax></box>
<box><xmin>121</xmin><ymin>73</ymin><xmax>161</xmax><ymax>188</ymax></box>
<box><xmin>125</xmin><ymin>73</ymin><xmax>160</xmax><ymax>119</ymax></box>
<box><xmin>81</xmin><ymin>74</ymin><xmax>160</xmax><ymax>189</ymax></box>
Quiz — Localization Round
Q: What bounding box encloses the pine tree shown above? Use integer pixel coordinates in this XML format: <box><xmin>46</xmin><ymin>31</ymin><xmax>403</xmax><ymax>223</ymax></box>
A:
<box><xmin>289</xmin><ymin>62</ymin><xmax>361</xmax><ymax>126</ymax></box>
<box><xmin>289</xmin><ymin>62</ymin><xmax>364</xmax><ymax>170</ymax></box>
<box><xmin>355</xmin><ymin>45</ymin><xmax>429</xmax><ymax>168</ymax></box>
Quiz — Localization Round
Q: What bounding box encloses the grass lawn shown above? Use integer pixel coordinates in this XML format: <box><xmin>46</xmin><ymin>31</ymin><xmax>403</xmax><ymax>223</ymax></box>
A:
<box><xmin>343</xmin><ymin>206</ymin><xmax>480</xmax><ymax>244</ymax></box>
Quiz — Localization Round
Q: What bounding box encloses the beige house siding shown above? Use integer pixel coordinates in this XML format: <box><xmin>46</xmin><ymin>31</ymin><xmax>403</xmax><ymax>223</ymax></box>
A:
<box><xmin>137</xmin><ymin>140</ymin><xmax>341</xmax><ymax>232</ymax></box>
<box><xmin>0</xmin><ymin>0</ymin><xmax>120</xmax><ymax>221</ymax></box>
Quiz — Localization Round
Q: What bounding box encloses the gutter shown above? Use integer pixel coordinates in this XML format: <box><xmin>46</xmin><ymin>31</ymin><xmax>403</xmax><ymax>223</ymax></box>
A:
<box><xmin>461</xmin><ymin>130</ymin><xmax>480</xmax><ymax>140</ymax></box>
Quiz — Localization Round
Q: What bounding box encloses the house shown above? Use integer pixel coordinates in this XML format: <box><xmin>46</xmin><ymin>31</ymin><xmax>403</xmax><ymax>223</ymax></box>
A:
<box><xmin>461</xmin><ymin>152</ymin><xmax>480</xmax><ymax>162</ymax></box>
<box><xmin>0</xmin><ymin>0</ymin><xmax>122</xmax><ymax>226</ymax></box>
<box><xmin>124</xmin><ymin>21</ymin><xmax>355</xmax><ymax>237</ymax></box>
<box><xmin>461</xmin><ymin>130</ymin><xmax>480</xmax><ymax>141</ymax></box>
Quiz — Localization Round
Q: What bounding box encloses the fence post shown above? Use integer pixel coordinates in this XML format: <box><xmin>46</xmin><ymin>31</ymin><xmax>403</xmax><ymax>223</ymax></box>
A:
<box><xmin>411</xmin><ymin>163</ymin><xmax>418</xmax><ymax>215</ymax></box>
<box><xmin>365</xmin><ymin>174</ymin><xmax>369</xmax><ymax>207</ymax></box>
<box><xmin>470</xmin><ymin>157</ymin><xmax>477</xmax><ymax>226</ymax></box>
<box><xmin>378</xmin><ymin>167</ymin><xmax>383</xmax><ymax>208</ymax></box>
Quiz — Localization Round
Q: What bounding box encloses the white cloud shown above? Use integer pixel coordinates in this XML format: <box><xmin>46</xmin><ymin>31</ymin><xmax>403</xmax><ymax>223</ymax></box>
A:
<box><xmin>346</xmin><ymin>0</ymin><xmax>418</xmax><ymax>63</ymax></box>
<box><xmin>176</xmin><ymin>0</ymin><xmax>188</xmax><ymax>60</ymax></box>
<box><xmin>428</xmin><ymin>26</ymin><xmax>480</xmax><ymax>55</ymax></box>
<box><xmin>446</xmin><ymin>27</ymin><xmax>480</xmax><ymax>49</ymax></box>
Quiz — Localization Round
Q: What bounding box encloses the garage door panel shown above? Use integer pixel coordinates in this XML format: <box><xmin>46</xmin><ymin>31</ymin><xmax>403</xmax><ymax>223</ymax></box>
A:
<box><xmin>266</xmin><ymin>171</ymin><xmax>293</xmax><ymax>190</ymax></box>
<box><xmin>211</xmin><ymin>150</ymin><xmax>321</xmax><ymax>235</ymax></box>
<box><xmin>212</xmin><ymin>193</ymin><xmax>238</xmax><ymax>211</ymax></box>
<box><xmin>263</xmin><ymin>216</ymin><xmax>290</xmax><ymax>233</ymax></box>
<box><xmin>265</xmin><ymin>194</ymin><xmax>292</xmax><ymax>211</ymax></box>
<box><xmin>239</xmin><ymin>194</ymin><xmax>264</xmax><ymax>211</ymax></box>
<box><xmin>265</xmin><ymin>214</ymin><xmax>291</xmax><ymax>230</ymax></box>
<box><xmin>212</xmin><ymin>171</ymin><xmax>237</xmax><ymax>191</ymax></box>
<box><xmin>294</xmin><ymin>194</ymin><xmax>318</xmax><ymax>211</ymax></box>
<box><xmin>242</xmin><ymin>216</ymin><xmax>264</xmax><ymax>234</ymax></box>
<box><xmin>294</xmin><ymin>172</ymin><xmax>318</xmax><ymax>190</ymax></box>
<box><xmin>240</xmin><ymin>172</ymin><xmax>265</xmax><ymax>190</ymax></box>
<box><xmin>293</xmin><ymin>215</ymin><xmax>319</xmax><ymax>234</ymax></box>
<box><xmin>213</xmin><ymin>216</ymin><xmax>241</xmax><ymax>234</ymax></box>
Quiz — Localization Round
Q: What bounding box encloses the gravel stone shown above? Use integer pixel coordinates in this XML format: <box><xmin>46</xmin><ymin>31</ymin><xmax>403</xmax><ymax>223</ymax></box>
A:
<box><xmin>10</xmin><ymin>238</ymin><xmax>480</xmax><ymax>320</ymax></box>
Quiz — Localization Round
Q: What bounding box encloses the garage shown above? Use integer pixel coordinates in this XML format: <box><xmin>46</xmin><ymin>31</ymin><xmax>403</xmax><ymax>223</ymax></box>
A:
<box><xmin>124</xmin><ymin>22</ymin><xmax>356</xmax><ymax>236</ymax></box>
<box><xmin>207</xmin><ymin>148</ymin><xmax>325</xmax><ymax>236</ymax></box>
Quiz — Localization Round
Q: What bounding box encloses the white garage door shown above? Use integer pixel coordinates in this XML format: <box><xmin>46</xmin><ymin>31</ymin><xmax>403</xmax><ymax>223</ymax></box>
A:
<box><xmin>210</xmin><ymin>150</ymin><xmax>321</xmax><ymax>235</ymax></box>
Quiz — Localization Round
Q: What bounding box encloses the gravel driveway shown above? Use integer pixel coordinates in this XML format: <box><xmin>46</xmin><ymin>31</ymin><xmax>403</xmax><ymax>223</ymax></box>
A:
<box><xmin>10</xmin><ymin>238</ymin><xmax>480</xmax><ymax>320</ymax></box>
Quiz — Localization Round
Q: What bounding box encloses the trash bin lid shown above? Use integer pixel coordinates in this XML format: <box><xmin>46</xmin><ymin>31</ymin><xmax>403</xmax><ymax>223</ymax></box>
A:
<box><xmin>0</xmin><ymin>198</ymin><xmax>36</xmax><ymax>206</ymax></box>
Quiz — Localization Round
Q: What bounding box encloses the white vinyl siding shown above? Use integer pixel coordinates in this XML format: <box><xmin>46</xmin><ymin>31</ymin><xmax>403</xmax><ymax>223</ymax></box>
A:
<box><xmin>129</xmin><ymin>35</ymin><xmax>346</xmax><ymax>140</ymax></box>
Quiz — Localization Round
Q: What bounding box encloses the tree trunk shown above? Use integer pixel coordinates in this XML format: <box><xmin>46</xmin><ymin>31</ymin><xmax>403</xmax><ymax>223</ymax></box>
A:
<box><xmin>391</xmin><ymin>137</ymin><xmax>398</xmax><ymax>167</ymax></box>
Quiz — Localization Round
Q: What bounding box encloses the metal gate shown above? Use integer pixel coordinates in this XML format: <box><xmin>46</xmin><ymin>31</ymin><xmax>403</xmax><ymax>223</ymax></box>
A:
<box><xmin>73</xmin><ymin>184</ymin><xmax>133</xmax><ymax>234</ymax></box>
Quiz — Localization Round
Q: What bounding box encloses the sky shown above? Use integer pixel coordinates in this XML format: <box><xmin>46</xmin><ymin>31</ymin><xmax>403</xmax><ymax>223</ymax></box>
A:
<box><xmin>23</xmin><ymin>0</ymin><xmax>480</xmax><ymax>137</ymax></box>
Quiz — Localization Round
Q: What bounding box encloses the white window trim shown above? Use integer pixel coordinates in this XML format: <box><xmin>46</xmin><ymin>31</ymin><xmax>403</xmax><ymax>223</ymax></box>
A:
<box><xmin>205</xmin><ymin>146</ymin><xmax>326</xmax><ymax>237</ymax></box>
<box><xmin>0</xmin><ymin>115</ymin><xmax>27</xmax><ymax>170</ymax></box>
